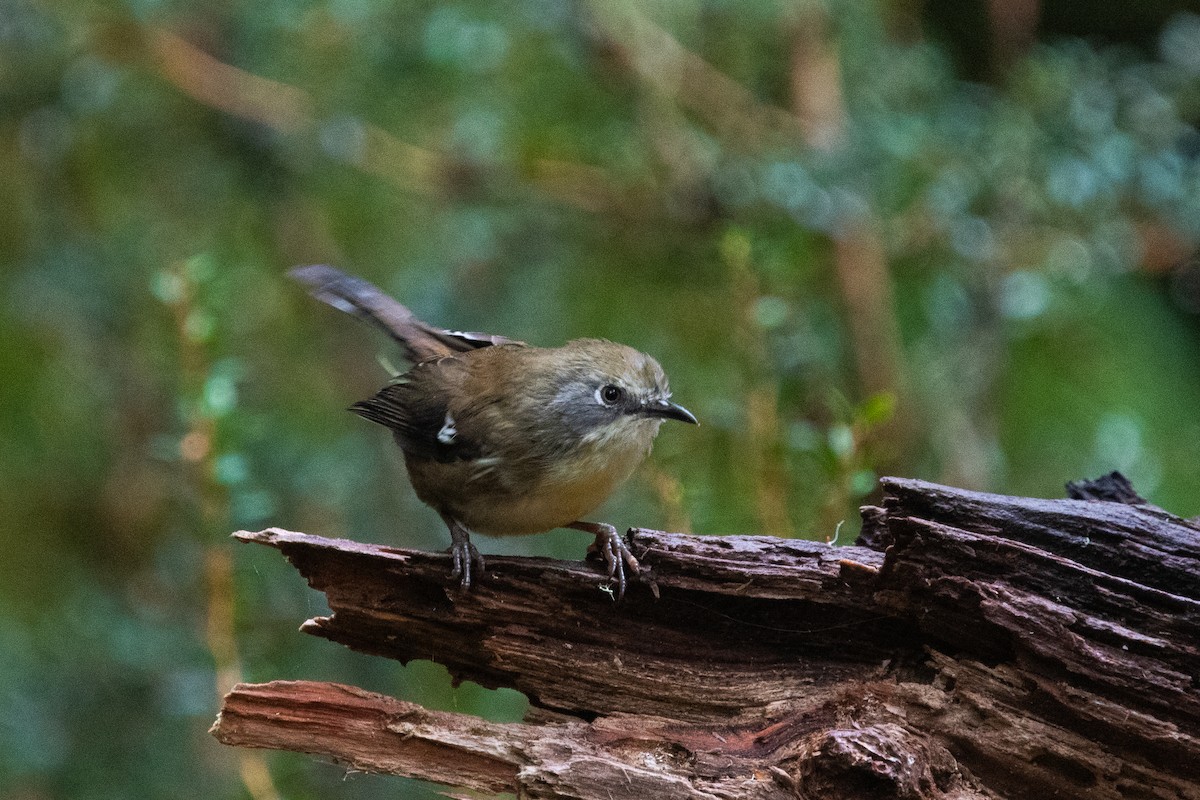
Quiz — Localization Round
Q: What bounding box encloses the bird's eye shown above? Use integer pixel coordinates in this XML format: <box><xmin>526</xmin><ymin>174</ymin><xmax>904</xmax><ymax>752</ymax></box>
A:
<box><xmin>597</xmin><ymin>384</ymin><xmax>625</xmax><ymax>406</ymax></box>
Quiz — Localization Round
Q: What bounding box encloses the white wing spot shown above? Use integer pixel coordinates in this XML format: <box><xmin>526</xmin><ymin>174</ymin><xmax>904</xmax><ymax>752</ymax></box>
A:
<box><xmin>437</xmin><ymin>413</ymin><xmax>457</xmax><ymax>445</ymax></box>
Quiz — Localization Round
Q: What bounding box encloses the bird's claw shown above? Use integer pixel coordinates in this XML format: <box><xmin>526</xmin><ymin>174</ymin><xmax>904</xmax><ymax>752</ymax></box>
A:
<box><xmin>587</xmin><ymin>524</ymin><xmax>640</xmax><ymax>602</ymax></box>
<box><xmin>444</xmin><ymin>515</ymin><xmax>485</xmax><ymax>590</ymax></box>
<box><xmin>448</xmin><ymin>538</ymin><xmax>485</xmax><ymax>589</ymax></box>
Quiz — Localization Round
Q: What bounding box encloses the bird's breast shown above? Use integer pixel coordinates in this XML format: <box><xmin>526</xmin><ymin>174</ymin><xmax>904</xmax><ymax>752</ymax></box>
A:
<box><xmin>406</xmin><ymin>421</ymin><xmax>657</xmax><ymax>536</ymax></box>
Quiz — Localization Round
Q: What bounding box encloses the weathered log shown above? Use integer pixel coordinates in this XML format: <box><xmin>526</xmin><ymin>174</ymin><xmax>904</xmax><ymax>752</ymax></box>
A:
<box><xmin>211</xmin><ymin>475</ymin><xmax>1200</xmax><ymax>799</ymax></box>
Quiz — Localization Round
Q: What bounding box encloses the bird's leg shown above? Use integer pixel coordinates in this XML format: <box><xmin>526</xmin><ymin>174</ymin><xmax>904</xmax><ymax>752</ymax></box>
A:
<box><xmin>441</xmin><ymin>514</ymin><xmax>485</xmax><ymax>589</ymax></box>
<box><xmin>569</xmin><ymin>521</ymin><xmax>639</xmax><ymax>601</ymax></box>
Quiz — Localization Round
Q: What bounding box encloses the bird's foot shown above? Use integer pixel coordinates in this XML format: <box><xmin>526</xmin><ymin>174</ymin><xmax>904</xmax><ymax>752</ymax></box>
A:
<box><xmin>572</xmin><ymin>521</ymin><xmax>639</xmax><ymax>601</ymax></box>
<box><xmin>444</xmin><ymin>516</ymin><xmax>486</xmax><ymax>589</ymax></box>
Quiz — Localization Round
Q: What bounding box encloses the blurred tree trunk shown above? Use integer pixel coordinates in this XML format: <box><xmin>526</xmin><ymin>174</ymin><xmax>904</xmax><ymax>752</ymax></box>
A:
<box><xmin>789</xmin><ymin>11</ymin><xmax>918</xmax><ymax>485</ymax></box>
<box><xmin>212</xmin><ymin>474</ymin><xmax>1200</xmax><ymax>799</ymax></box>
<box><xmin>987</xmin><ymin>0</ymin><xmax>1041</xmax><ymax>77</ymax></box>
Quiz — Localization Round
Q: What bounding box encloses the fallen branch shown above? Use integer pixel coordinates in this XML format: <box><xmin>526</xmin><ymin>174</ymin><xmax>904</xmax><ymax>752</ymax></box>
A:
<box><xmin>212</xmin><ymin>474</ymin><xmax>1200</xmax><ymax>799</ymax></box>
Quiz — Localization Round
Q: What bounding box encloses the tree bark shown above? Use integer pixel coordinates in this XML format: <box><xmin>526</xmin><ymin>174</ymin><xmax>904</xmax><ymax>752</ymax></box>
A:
<box><xmin>211</xmin><ymin>474</ymin><xmax>1200</xmax><ymax>799</ymax></box>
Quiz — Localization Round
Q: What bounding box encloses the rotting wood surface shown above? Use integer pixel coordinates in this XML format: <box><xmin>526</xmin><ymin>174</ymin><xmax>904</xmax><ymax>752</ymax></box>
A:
<box><xmin>212</xmin><ymin>474</ymin><xmax>1200</xmax><ymax>799</ymax></box>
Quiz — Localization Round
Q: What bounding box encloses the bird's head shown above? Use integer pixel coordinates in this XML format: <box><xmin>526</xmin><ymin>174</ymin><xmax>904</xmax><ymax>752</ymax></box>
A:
<box><xmin>541</xmin><ymin>339</ymin><xmax>697</xmax><ymax>454</ymax></box>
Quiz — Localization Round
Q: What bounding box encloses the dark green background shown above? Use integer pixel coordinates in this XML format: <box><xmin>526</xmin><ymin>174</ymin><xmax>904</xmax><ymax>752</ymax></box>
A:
<box><xmin>3</xmin><ymin>0</ymin><xmax>1199</xmax><ymax>797</ymax></box>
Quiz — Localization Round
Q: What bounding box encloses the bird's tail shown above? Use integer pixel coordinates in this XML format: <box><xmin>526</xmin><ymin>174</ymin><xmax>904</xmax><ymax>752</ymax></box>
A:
<box><xmin>290</xmin><ymin>265</ymin><xmax>516</xmax><ymax>363</ymax></box>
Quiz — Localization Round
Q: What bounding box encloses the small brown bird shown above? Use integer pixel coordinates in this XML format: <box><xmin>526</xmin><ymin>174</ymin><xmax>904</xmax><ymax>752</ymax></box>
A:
<box><xmin>292</xmin><ymin>265</ymin><xmax>696</xmax><ymax>598</ymax></box>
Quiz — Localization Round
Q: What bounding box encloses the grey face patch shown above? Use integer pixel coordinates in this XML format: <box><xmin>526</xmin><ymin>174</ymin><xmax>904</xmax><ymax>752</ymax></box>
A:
<box><xmin>552</xmin><ymin>381</ymin><xmax>621</xmax><ymax>438</ymax></box>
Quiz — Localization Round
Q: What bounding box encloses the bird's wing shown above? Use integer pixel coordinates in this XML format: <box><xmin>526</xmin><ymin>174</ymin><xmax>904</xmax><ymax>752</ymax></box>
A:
<box><xmin>290</xmin><ymin>264</ymin><xmax>521</xmax><ymax>363</ymax></box>
<box><xmin>349</xmin><ymin>359</ymin><xmax>488</xmax><ymax>464</ymax></box>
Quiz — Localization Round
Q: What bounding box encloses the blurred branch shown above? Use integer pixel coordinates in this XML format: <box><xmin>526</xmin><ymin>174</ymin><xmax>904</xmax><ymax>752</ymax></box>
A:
<box><xmin>144</xmin><ymin>27</ymin><xmax>447</xmax><ymax>194</ymax></box>
<box><xmin>144</xmin><ymin>27</ymin><xmax>628</xmax><ymax>211</ymax></box>
<box><xmin>213</xmin><ymin>476</ymin><xmax>1200</xmax><ymax>797</ymax></box>
<box><xmin>587</xmin><ymin>2</ymin><xmax>803</xmax><ymax>147</ymax></box>
<box><xmin>148</xmin><ymin>28</ymin><xmax>312</xmax><ymax>133</ymax></box>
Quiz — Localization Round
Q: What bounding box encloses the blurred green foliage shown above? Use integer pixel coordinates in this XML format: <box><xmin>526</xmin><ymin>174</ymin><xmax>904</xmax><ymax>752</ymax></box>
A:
<box><xmin>2</xmin><ymin>0</ymin><xmax>1200</xmax><ymax>797</ymax></box>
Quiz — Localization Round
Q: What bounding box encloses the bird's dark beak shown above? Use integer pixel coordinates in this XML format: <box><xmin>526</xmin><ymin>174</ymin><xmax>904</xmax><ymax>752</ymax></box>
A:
<box><xmin>640</xmin><ymin>398</ymin><xmax>698</xmax><ymax>425</ymax></box>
